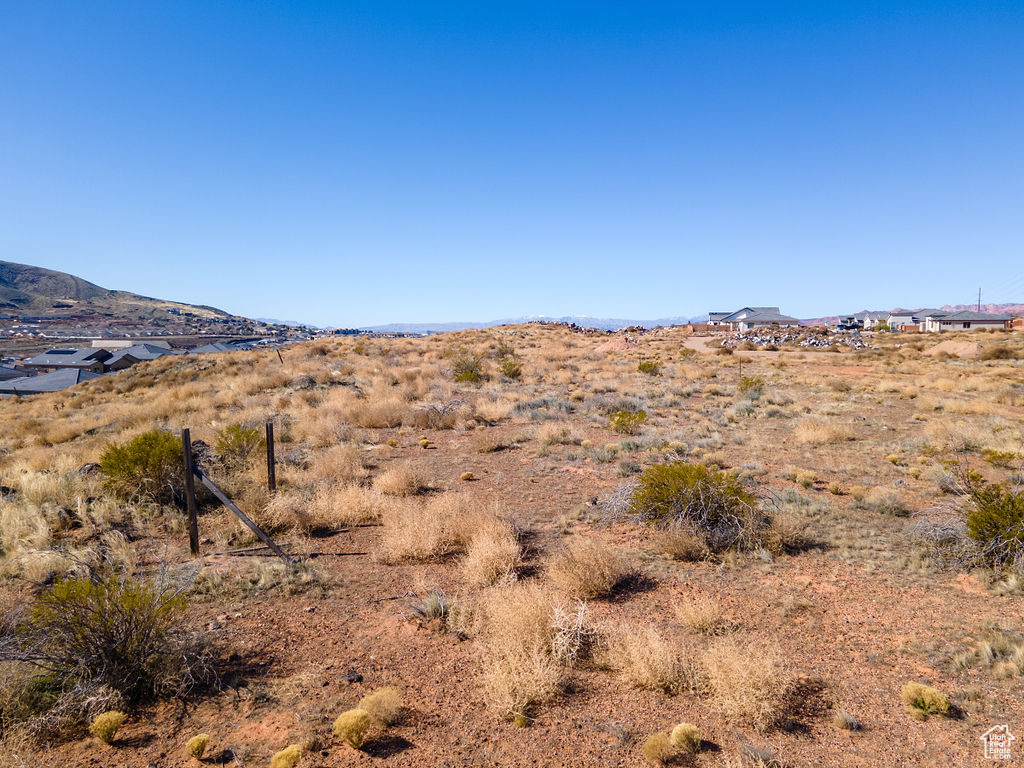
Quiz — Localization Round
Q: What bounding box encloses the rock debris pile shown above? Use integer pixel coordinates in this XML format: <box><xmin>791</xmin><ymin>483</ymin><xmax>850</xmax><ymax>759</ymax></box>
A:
<box><xmin>721</xmin><ymin>327</ymin><xmax>872</xmax><ymax>350</ymax></box>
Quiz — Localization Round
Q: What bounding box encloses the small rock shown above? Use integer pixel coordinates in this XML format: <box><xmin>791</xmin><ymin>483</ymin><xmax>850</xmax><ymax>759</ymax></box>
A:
<box><xmin>342</xmin><ymin>668</ymin><xmax>363</xmax><ymax>684</ymax></box>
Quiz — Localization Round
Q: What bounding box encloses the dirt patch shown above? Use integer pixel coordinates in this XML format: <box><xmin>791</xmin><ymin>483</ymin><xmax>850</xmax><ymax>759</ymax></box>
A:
<box><xmin>925</xmin><ymin>339</ymin><xmax>981</xmax><ymax>359</ymax></box>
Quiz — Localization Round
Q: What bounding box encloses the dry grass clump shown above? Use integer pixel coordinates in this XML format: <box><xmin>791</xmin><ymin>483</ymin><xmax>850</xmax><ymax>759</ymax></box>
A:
<box><xmin>535</xmin><ymin>422</ymin><xmax>583</xmax><ymax>447</ymax></box>
<box><xmin>669</xmin><ymin>722</ymin><xmax>701</xmax><ymax>753</ymax></box>
<box><xmin>477</xmin><ymin>583</ymin><xmax>570</xmax><ymax>723</ymax></box>
<box><xmin>792</xmin><ymin>417</ymin><xmax>855</xmax><ymax>445</ymax></box>
<box><xmin>901</xmin><ymin>682</ymin><xmax>951</xmax><ymax>720</ymax></box>
<box><xmin>309</xmin><ymin>443</ymin><xmax>371</xmax><ymax>484</ymax></box>
<box><xmin>702</xmin><ymin>637</ymin><xmax>793</xmax><ymax>731</ymax></box>
<box><xmin>374</xmin><ymin>465</ymin><xmax>426</xmax><ymax>496</ymax></box>
<box><xmin>601</xmin><ymin>624</ymin><xmax>691</xmax><ymax>694</ymax></box>
<box><xmin>547</xmin><ymin>537</ymin><xmax>630</xmax><ymax>599</ymax></box>
<box><xmin>344</xmin><ymin>397</ymin><xmax>406</xmax><ymax>428</ymax></box>
<box><xmin>675</xmin><ymin>594</ymin><xmax>727</xmax><ymax>635</ymax></box>
<box><xmin>332</xmin><ymin>708</ymin><xmax>370</xmax><ymax>748</ymax></box>
<box><xmin>461</xmin><ymin>521</ymin><xmax>523</xmax><ymax>587</ymax></box>
<box><xmin>359</xmin><ymin>686</ymin><xmax>402</xmax><ymax>725</ymax></box>
<box><xmin>378</xmin><ymin>494</ymin><xmax>517</xmax><ymax>566</ymax></box>
<box><xmin>309</xmin><ymin>485</ymin><xmax>387</xmax><ymax>527</ymax></box>
<box><xmin>642</xmin><ymin>731</ymin><xmax>674</xmax><ymax>765</ymax></box>
<box><xmin>652</xmin><ymin>525</ymin><xmax>710</xmax><ymax>561</ymax></box>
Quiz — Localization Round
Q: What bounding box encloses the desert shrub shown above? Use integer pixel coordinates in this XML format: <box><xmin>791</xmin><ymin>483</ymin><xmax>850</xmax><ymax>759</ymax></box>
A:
<box><xmin>547</xmin><ymin>538</ymin><xmax>629</xmax><ymax>599</ymax></box>
<box><xmin>864</xmin><ymin>487</ymin><xmax>909</xmax><ymax>516</ymax></box>
<box><xmin>703</xmin><ymin>637</ymin><xmax>792</xmax><ymax>731</ymax></box>
<box><xmin>964</xmin><ymin>482</ymin><xmax>1024</xmax><ymax>571</ymax></box>
<box><xmin>512</xmin><ymin>397</ymin><xmax>574</xmax><ymax>420</ymax></box>
<box><xmin>378</xmin><ymin>494</ymin><xmax>513</xmax><ymax>564</ymax></box>
<box><xmin>627</xmin><ymin>461</ymin><xmax>767</xmax><ymax>551</ymax></box>
<box><xmin>831</xmin><ymin>708</ymin><xmax>859</xmax><ymax>731</ymax></box>
<box><xmin>359</xmin><ymin>686</ymin><xmax>402</xmax><ymax>725</ymax></box>
<box><xmin>333</xmin><ymin>708</ymin><xmax>370</xmax><ymax>748</ymax></box>
<box><xmin>374</xmin><ymin>465</ymin><xmax>425</xmax><ymax>496</ymax></box>
<box><xmin>406</xmin><ymin>399</ymin><xmax>463</xmax><ymax>430</ymax></box>
<box><xmin>99</xmin><ymin>429</ymin><xmax>184</xmax><ymax>505</ymax></box>
<box><xmin>270</xmin><ymin>744</ymin><xmax>302</xmax><ymax>768</ymax></box>
<box><xmin>88</xmin><ymin>709</ymin><xmax>126</xmax><ymax>744</ymax></box>
<box><xmin>478</xmin><ymin>584</ymin><xmax>568</xmax><ymax>723</ymax></box>
<box><xmin>536</xmin><ymin>423</ymin><xmax>583</xmax><ymax>447</ymax></box>
<box><xmin>792</xmin><ymin>417</ymin><xmax>855</xmax><ymax>445</ymax></box>
<box><xmin>461</xmin><ymin>523</ymin><xmax>523</xmax><ymax>586</ymax></box>
<box><xmin>642</xmin><ymin>731</ymin><xmax>673</xmax><ymax>765</ymax></box>
<box><xmin>980</xmin><ymin>344</ymin><xmax>1018</xmax><ymax>360</ymax></box>
<box><xmin>669</xmin><ymin>722</ymin><xmax>701</xmax><ymax>753</ymax></box>
<box><xmin>609</xmin><ymin>409</ymin><xmax>648</xmax><ymax>435</ymax></box>
<box><xmin>185</xmin><ymin>732</ymin><xmax>210</xmax><ymax>759</ymax></box>
<box><xmin>500</xmin><ymin>356</ymin><xmax>522</xmax><ymax>380</ymax></box>
<box><xmin>901</xmin><ymin>682</ymin><xmax>950</xmax><ymax>720</ymax></box>
<box><xmin>637</xmin><ymin>360</ymin><xmax>661</xmax><ymax>376</ymax></box>
<box><xmin>214</xmin><ymin>424</ymin><xmax>264</xmax><ymax>465</ymax></box>
<box><xmin>675</xmin><ymin>594</ymin><xmax>726</xmax><ymax>635</ymax></box>
<box><xmin>738</xmin><ymin>375</ymin><xmax>765</xmax><ymax>400</ymax></box>
<box><xmin>449</xmin><ymin>347</ymin><xmax>486</xmax><ymax>383</ymax></box>
<box><xmin>601</xmin><ymin>625</ymin><xmax>690</xmax><ymax>694</ymax></box>
<box><xmin>1</xmin><ymin>574</ymin><xmax>209</xmax><ymax>709</ymax></box>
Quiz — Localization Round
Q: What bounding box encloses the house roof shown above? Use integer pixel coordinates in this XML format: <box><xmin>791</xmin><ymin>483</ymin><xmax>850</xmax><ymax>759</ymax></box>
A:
<box><xmin>739</xmin><ymin>311</ymin><xmax>800</xmax><ymax>325</ymax></box>
<box><xmin>0</xmin><ymin>365</ymin><xmax>24</xmax><ymax>380</ymax></box>
<box><xmin>190</xmin><ymin>341</ymin><xmax>254</xmax><ymax>354</ymax></box>
<box><xmin>0</xmin><ymin>368</ymin><xmax>102</xmax><ymax>394</ymax></box>
<box><xmin>930</xmin><ymin>311</ymin><xmax>1011</xmax><ymax>322</ymax></box>
<box><xmin>717</xmin><ymin>307</ymin><xmax>781</xmax><ymax>323</ymax></box>
<box><xmin>910</xmin><ymin>308</ymin><xmax>947</xmax><ymax>320</ymax></box>
<box><xmin>106</xmin><ymin>344</ymin><xmax>184</xmax><ymax>366</ymax></box>
<box><xmin>24</xmin><ymin>348</ymin><xmax>111</xmax><ymax>366</ymax></box>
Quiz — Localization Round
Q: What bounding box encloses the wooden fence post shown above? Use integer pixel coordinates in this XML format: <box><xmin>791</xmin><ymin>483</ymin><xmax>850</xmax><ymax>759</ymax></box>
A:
<box><xmin>181</xmin><ymin>428</ymin><xmax>200</xmax><ymax>557</ymax></box>
<box><xmin>266</xmin><ymin>421</ymin><xmax>276</xmax><ymax>492</ymax></box>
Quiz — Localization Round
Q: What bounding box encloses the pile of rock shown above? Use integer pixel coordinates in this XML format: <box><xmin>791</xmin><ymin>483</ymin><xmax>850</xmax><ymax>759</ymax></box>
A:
<box><xmin>721</xmin><ymin>327</ymin><xmax>871</xmax><ymax>350</ymax></box>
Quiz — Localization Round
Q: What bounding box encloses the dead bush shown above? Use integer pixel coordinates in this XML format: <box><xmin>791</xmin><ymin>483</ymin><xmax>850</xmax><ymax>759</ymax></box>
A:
<box><xmin>600</xmin><ymin>624</ymin><xmax>691</xmax><ymax>694</ymax></box>
<box><xmin>547</xmin><ymin>538</ymin><xmax>631</xmax><ymax>599</ymax></box>
<box><xmin>702</xmin><ymin>637</ymin><xmax>793</xmax><ymax>731</ymax></box>
<box><xmin>374</xmin><ymin>465</ymin><xmax>426</xmax><ymax>497</ymax></box>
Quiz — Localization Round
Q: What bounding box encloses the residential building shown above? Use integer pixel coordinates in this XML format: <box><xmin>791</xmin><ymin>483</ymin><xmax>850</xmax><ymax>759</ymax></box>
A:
<box><xmin>23</xmin><ymin>348</ymin><xmax>111</xmax><ymax>372</ymax></box>
<box><xmin>707</xmin><ymin>307</ymin><xmax>801</xmax><ymax>331</ymax></box>
<box><xmin>0</xmin><ymin>368</ymin><xmax>102</xmax><ymax>395</ymax></box>
<box><xmin>922</xmin><ymin>311</ymin><xmax>1011</xmax><ymax>332</ymax></box>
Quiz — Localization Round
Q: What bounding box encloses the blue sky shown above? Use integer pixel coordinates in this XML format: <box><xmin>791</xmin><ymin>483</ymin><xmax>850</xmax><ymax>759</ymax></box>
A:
<box><xmin>1</xmin><ymin>2</ymin><xmax>1022</xmax><ymax>326</ymax></box>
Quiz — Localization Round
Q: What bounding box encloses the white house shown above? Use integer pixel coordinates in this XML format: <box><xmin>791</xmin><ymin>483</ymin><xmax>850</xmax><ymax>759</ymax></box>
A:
<box><xmin>922</xmin><ymin>311</ymin><xmax>1011</xmax><ymax>332</ymax></box>
<box><xmin>708</xmin><ymin>307</ymin><xmax>801</xmax><ymax>331</ymax></box>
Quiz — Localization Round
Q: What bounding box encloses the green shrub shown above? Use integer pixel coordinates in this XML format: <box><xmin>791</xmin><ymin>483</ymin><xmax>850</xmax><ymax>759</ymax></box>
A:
<box><xmin>99</xmin><ymin>429</ymin><xmax>184</xmax><ymax>504</ymax></box>
<box><xmin>89</xmin><ymin>710</ymin><xmax>126</xmax><ymax>744</ymax></box>
<box><xmin>637</xmin><ymin>360</ymin><xmax>661</xmax><ymax>376</ymax></box>
<box><xmin>449</xmin><ymin>347</ymin><xmax>486</xmax><ymax>383</ymax></box>
<box><xmin>901</xmin><ymin>682</ymin><xmax>950</xmax><ymax>720</ymax></box>
<box><xmin>215</xmin><ymin>424</ymin><xmax>264</xmax><ymax>464</ymax></box>
<box><xmin>965</xmin><ymin>482</ymin><xmax>1024</xmax><ymax>570</ymax></box>
<box><xmin>6</xmin><ymin>574</ymin><xmax>208</xmax><ymax>707</ymax></box>
<box><xmin>738</xmin><ymin>375</ymin><xmax>765</xmax><ymax>400</ymax></box>
<box><xmin>499</xmin><ymin>356</ymin><xmax>522</xmax><ymax>380</ymax></box>
<box><xmin>609</xmin><ymin>410</ymin><xmax>647</xmax><ymax>435</ymax></box>
<box><xmin>628</xmin><ymin>461</ymin><xmax>765</xmax><ymax>551</ymax></box>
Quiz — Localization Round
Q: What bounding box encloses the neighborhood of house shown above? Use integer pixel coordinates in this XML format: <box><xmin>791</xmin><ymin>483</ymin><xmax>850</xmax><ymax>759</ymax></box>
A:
<box><xmin>0</xmin><ymin>337</ymin><xmax>275</xmax><ymax>396</ymax></box>
<box><xmin>712</xmin><ymin>306</ymin><xmax>1016</xmax><ymax>333</ymax></box>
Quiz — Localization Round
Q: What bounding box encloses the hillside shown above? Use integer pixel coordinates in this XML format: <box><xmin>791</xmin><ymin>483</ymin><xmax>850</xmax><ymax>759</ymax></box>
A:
<box><xmin>0</xmin><ymin>260</ymin><xmax>234</xmax><ymax>320</ymax></box>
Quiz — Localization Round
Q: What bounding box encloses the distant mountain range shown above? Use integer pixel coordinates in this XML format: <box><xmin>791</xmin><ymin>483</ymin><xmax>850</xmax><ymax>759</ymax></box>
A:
<box><xmin>360</xmin><ymin>314</ymin><xmax>709</xmax><ymax>334</ymax></box>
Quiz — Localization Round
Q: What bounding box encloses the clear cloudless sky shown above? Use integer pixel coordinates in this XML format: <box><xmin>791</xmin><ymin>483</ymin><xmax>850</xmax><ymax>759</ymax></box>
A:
<box><xmin>1</xmin><ymin>1</ymin><xmax>1023</xmax><ymax>327</ymax></box>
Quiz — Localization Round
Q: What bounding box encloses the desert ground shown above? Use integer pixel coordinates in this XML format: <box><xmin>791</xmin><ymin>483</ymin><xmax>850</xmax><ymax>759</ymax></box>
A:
<box><xmin>1</xmin><ymin>324</ymin><xmax>1022</xmax><ymax>767</ymax></box>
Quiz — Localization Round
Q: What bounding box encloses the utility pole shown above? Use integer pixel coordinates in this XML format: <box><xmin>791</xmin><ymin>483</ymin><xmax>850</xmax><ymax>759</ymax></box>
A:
<box><xmin>977</xmin><ymin>287</ymin><xmax>982</xmax><ymax>312</ymax></box>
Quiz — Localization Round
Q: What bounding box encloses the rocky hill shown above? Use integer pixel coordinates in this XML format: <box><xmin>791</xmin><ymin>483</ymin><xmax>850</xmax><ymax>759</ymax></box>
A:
<box><xmin>0</xmin><ymin>260</ymin><xmax>234</xmax><ymax>320</ymax></box>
